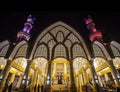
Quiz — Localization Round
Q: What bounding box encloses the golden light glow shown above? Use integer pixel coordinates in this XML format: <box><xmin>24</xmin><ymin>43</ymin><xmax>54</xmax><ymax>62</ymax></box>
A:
<box><xmin>13</xmin><ymin>58</ymin><xmax>27</xmax><ymax>69</ymax></box>
<box><xmin>93</xmin><ymin>58</ymin><xmax>107</xmax><ymax>68</ymax></box>
<box><xmin>0</xmin><ymin>57</ymin><xmax>7</xmax><ymax>69</ymax></box>
<box><xmin>113</xmin><ymin>57</ymin><xmax>120</xmax><ymax>69</ymax></box>
<box><xmin>52</xmin><ymin>58</ymin><xmax>68</xmax><ymax>63</ymax></box>
<box><xmin>33</xmin><ymin>57</ymin><xmax>48</xmax><ymax>74</ymax></box>
<box><xmin>73</xmin><ymin>57</ymin><xmax>88</xmax><ymax>74</ymax></box>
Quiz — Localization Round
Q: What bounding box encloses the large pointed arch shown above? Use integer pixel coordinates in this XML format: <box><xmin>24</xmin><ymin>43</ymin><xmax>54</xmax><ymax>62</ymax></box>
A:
<box><xmin>30</xmin><ymin>21</ymin><xmax>91</xmax><ymax>60</ymax></box>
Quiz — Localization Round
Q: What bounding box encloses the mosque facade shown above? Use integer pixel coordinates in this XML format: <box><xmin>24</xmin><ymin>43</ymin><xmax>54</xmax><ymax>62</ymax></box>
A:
<box><xmin>0</xmin><ymin>14</ymin><xmax>120</xmax><ymax>92</ymax></box>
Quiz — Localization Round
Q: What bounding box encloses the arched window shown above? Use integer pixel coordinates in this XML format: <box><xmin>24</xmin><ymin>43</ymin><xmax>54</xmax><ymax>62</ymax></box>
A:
<box><xmin>72</xmin><ymin>43</ymin><xmax>86</xmax><ymax>59</ymax></box>
<box><xmin>15</xmin><ymin>44</ymin><xmax>28</xmax><ymax>58</ymax></box>
<box><xmin>53</xmin><ymin>44</ymin><xmax>67</xmax><ymax>58</ymax></box>
<box><xmin>34</xmin><ymin>44</ymin><xmax>48</xmax><ymax>59</ymax></box>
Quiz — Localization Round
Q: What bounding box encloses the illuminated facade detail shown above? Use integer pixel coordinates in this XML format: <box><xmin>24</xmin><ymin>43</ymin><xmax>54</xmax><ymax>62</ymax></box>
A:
<box><xmin>0</xmin><ymin>16</ymin><xmax>120</xmax><ymax>92</ymax></box>
<box><xmin>17</xmin><ymin>14</ymin><xmax>35</xmax><ymax>41</ymax></box>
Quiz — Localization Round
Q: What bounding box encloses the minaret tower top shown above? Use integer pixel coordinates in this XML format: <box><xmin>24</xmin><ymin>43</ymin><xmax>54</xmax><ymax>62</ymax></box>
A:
<box><xmin>17</xmin><ymin>14</ymin><xmax>36</xmax><ymax>42</ymax></box>
<box><xmin>84</xmin><ymin>15</ymin><xmax>105</xmax><ymax>44</ymax></box>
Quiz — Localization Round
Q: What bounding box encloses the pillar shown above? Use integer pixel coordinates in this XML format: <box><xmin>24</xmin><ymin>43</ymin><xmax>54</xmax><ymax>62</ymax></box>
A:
<box><xmin>64</xmin><ymin>62</ymin><xmax>67</xmax><ymax>74</ymax></box>
<box><xmin>9</xmin><ymin>73</ymin><xmax>15</xmax><ymax>83</ymax></box>
<box><xmin>69</xmin><ymin>60</ymin><xmax>77</xmax><ymax>92</ymax></box>
<box><xmin>83</xmin><ymin>70</ymin><xmax>87</xmax><ymax>85</ymax></box>
<box><xmin>53</xmin><ymin>62</ymin><xmax>56</xmax><ymax>75</ymax></box>
<box><xmin>16</xmin><ymin>75</ymin><xmax>23</xmax><ymax>88</ymax></box>
<box><xmin>19</xmin><ymin>60</ymin><xmax>33</xmax><ymax>92</ymax></box>
<box><xmin>64</xmin><ymin>62</ymin><xmax>67</xmax><ymax>84</ymax></box>
<box><xmin>108</xmin><ymin>60</ymin><xmax>120</xmax><ymax>87</ymax></box>
<box><xmin>0</xmin><ymin>60</ymin><xmax>12</xmax><ymax>92</ymax></box>
<box><xmin>90</xmin><ymin>65</ymin><xmax>100</xmax><ymax>92</ymax></box>
<box><xmin>78</xmin><ymin>75</ymin><xmax>80</xmax><ymax>92</ymax></box>
<box><xmin>75</xmin><ymin>76</ymin><xmax>79</xmax><ymax>91</ymax></box>
<box><xmin>24</xmin><ymin>60</ymin><xmax>31</xmax><ymax>88</ymax></box>
<box><xmin>30</xmin><ymin>69</ymin><xmax>37</xmax><ymax>92</ymax></box>
<box><xmin>104</xmin><ymin>73</ymin><xmax>110</xmax><ymax>82</ymax></box>
<box><xmin>80</xmin><ymin>74</ymin><xmax>84</xmax><ymax>86</ymax></box>
<box><xmin>98</xmin><ymin>76</ymin><xmax>103</xmax><ymax>87</ymax></box>
<box><xmin>33</xmin><ymin>69</ymin><xmax>37</xmax><ymax>88</ymax></box>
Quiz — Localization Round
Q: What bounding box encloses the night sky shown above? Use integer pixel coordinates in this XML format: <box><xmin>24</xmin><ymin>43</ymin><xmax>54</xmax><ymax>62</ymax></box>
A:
<box><xmin>0</xmin><ymin>11</ymin><xmax>120</xmax><ymax>45</ymax></box>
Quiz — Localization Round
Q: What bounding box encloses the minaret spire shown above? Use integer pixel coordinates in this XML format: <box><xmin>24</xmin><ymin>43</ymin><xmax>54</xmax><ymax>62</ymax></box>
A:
<box><xmin>17</xmin><ymin>14</ymin><xmax>36</xmax><ymax>42</ymax></box>
<box><xmin>84</xmin><ymin>15</ymin><xmax>106</xmax><ymax>45</ymax></box>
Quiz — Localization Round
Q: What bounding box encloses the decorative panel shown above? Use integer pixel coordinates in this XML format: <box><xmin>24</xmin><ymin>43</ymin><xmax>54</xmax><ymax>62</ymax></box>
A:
<box><xmin>64</xmin><ymin>40</ymin><xmax>72</xmax><ymax>60</ymax></box>
<box><xmin>93</xmin><ymin>44</ymin><xmax>104</xmax><ymax>57</ymax></box>
<box><xmin>15</xmin><ymin>45</ymin><xmax>28</xmax><ymax>58</ymax></box>
<box><xmin>56</xmin><ymin>31</ymin><xmax>64</xmax><ymax>42</ymax></box>
<box><xmin>110</xmin><ymin>45</ymin><xmax>120</xmax><ymax>57</ymax></box>
<box><xmin>54</xmin><ymin>44</ymin><xmax>66</xmax><ymax>58</ymax></box>
<box><xmin>50</xmin><ymin>26</ymin><xmax>70</xmax><ymax>38</ymax></box>
<box><xmin>34</xmin><ymin>44</ymin><xmax>48</xmax><ymax>59</ymax></box>
<box><xmin>39</xmin><ymin>33</ymin><xmax>53</xmax><ymax>44</ymax></box>
<box><xmin>67</xmin><ymin>33</ymin><xmax>80</xmax><ymax>44</ymax></box>
<box><xmin>72</xmin><ymin>44</ymin><xmax>86</xmax><ymax>59</ymax></box>
<box><xmin>0</xmin><ymin>45</ymin><xmax>9</xmax><ymax>57</ymax></box>
<box><xmin>48</xmin><ymin>40</ymin><xmax>56</xmax><ymax>60</ymax></box>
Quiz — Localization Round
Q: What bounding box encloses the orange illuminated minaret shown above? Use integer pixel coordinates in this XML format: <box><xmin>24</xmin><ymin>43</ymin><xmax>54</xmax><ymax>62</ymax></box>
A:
<box><xmin>84</xmin><ymin>15</ymin><xmax>106</xmax><ymax>45</ymax></box>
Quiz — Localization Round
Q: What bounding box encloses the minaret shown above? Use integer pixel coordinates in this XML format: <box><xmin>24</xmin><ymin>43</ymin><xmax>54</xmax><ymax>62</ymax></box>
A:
<box><xmin>84</xmin><ymin>15</ymin><xmax>106</xmax><ymax>45</ymax></box>
<box><xmin>16</xmin><ymin>14</ymin><xmax>36</xmax><ymax>42</ymax></box>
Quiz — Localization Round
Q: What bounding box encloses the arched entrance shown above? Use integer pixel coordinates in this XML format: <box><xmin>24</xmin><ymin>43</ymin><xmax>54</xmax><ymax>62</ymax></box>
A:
<box><xmin>51</xmin><ymin>57</ymin><xmax>70</xmax><ymax>92</ymax></box>
<box><xmin>93</xmin><ymin>57</ymin><xmax>116</xmax><ymax>91</ymax></box>
<box><xmin>73</xmin><ymin>57</ymin><xmax>94</xmax><ymax>92</ymax></box>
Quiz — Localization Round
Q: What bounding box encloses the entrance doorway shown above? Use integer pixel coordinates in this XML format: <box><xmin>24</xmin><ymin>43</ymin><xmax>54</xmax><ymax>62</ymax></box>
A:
<box><xmin>51</xmin><ymin>58</ymin><xmax>70</xmax><ymax>91</ymax></box>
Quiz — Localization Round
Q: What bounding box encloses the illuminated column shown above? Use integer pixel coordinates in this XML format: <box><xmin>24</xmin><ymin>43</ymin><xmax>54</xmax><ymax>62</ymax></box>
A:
<box><xmin>78</xmin><ymin>75</ymin><xmax>80</xmax><ymax>91</ymax></box>
<box><xmin>30</xmin><ymin>69</ymin><xmax>37</xmax><ymax>92</ymax></box>
<box><xmin>36</xmin><ymin>73</ymin><xmax>39</xmax><ymax>92</ymax></box>
<box><xmin>75</xmin><ymin>76</ymin><xmax>79</xmax><ymax>90</ymax></box>
<box><xmin>37</xmin><ymin>74</ymin><xmax>40</xmax><ymax>85</ymax></box>
<box><xmin>19</xmin><ymin>60</ymin><xmax>32</xmax><ymax>90</ymax></box>
<box><xmin>83</xmin><ymin>70</ymin><xmax>87</xmax><ymax>85</ymax></box>
<box><xmin>64</xmin><ymin>62</ymin><xmax>67</xmax><ymax>81</ymax></box>
<box><xmin>80</xmin><ymin>74</ymin><xmax>83</xmax><ymax>92</ymax></box>
<box><xmin>80</xmin><ymin>74</ymin><xmax>84</xmax><ymax>86</ymax></box>
<box><xmin>41</xmin><ymin>76</ymin><xmax>44</xmax><ymax>85</ymax></box>
<box><xmin>33</xmin><ymin>69</ymin><xmax>38</xmax><ymax>86</ymax></box>
<box><xmin>98</xmin><ymin>76</ymin><xmax>103</xmax><ymax>87</ymax></box>
<box><xmin>108</xmin><ymin>60</ymin><xmax>120</xmax><ymax>87</ymax></box>
<box><xmin>0</xmin><ymin>60</ymin><xmax>12</xmax><ymax>92</ymax></box>
<box><xmin>104</xmin><ymin>73</ymin><xmax>110</xmax><ymax>82</ymax></box>
<box><xmin>90</xmin><ymin>65</ymin><xmax>100</xmax><ymax>92</ymax></box>
<box><xmin>30</xmin><ymin>70</ymin><xmax>35</xmax><ymax>92</ymax></box>
<box><xmin>53</xmin><ymin>62</ymin><xmax>56</xmax><ymax>75</ymax></box>
<box><xmin>110</xmin><ymin>68</ymin><xmax>120</xmax><ymax>87</ymax></box>
<box><xmin>16</xmin><ymin>75</ymin><xmax>23</xmax><ymax>88</ymax></box>
<box><xmin>9</xmin><ymin>73</ymin><xmax>15</xmax><ymax>83</ymax></box>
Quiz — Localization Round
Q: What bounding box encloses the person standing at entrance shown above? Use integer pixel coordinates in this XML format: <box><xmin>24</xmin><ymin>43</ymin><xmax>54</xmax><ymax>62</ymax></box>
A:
<box><xmin>58</xmin><ymin>73</ymin><xmax>62</xmax><ymax>84</ymax></box>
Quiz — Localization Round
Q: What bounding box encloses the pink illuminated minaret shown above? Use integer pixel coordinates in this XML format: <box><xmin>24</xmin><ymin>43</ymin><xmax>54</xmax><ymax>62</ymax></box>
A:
<box><xmin>84</xmin><ymin>15</ymin><xmax>106</xmax><ymax>45</ymax></box>
<box><xmin>17</xmin><ymin>14</ymin><xmax>35</xmax><ymax>41</ymax></box>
